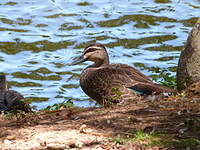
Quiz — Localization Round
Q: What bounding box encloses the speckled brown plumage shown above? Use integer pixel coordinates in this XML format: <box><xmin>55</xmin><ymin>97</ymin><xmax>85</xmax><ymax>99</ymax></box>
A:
<box><xmin>71</xmin><ymin>43</ymin><xmax>175</xmax><ymax>106</ymax></box>
<box><xmin>0</xmin><ymin>75</ymin><xmax>31</xmax><ymax>112</ymax></box>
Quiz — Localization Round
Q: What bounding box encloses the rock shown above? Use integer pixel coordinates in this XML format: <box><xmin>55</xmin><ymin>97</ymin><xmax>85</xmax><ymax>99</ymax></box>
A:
<box><xmin>177</xmin><ymin>18</ymin><xmax>200</xmax><ymax>90</ymax></box>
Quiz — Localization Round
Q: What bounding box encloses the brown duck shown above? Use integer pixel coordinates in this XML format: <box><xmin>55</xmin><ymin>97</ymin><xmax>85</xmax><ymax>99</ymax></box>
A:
<box><xmin>0</xmin><ymin>75</ymin><xmax>31</xmax><ymax>112</ymax></box>
<box><xmin>71</xmin><ymin>43</ymin><xmax>175</xmax><ymax>106</ymax></box>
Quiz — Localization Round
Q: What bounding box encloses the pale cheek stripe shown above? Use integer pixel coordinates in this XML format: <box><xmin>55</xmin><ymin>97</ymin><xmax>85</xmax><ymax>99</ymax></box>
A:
<box><xmin>85</xmin><ymin>46</ymin><xmax>102</xmax><ymax>51</ymax></box>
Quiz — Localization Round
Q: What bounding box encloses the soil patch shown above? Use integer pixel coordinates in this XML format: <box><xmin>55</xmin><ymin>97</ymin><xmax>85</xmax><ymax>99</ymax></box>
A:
<box><xmin>1</xmin><ymin>96</ymin><xmax>200</xmax><ymax>149</ymax></box>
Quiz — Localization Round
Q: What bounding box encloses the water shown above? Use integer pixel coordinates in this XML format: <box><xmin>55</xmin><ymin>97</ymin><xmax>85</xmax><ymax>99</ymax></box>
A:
<box><xmin>0</xmin><ymin>0</ymin><xmax>199</xmax><ymax>109</ymax></box>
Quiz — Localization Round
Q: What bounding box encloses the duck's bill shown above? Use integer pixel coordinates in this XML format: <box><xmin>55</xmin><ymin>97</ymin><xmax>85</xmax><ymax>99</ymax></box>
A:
<box><xmin>69</xmin><ymin>55</ymin><xmax>87</xmax><ymax>65</ymax></box>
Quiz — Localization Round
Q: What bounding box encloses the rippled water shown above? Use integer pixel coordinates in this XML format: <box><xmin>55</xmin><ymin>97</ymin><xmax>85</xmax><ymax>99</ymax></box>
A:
<box><xmin>0</xmin><ymin>0</ymin><xmax>199</xmax><ymax>109</ymax></box>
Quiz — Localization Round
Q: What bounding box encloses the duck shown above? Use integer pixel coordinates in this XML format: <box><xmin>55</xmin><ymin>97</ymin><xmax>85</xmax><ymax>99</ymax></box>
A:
<box><xmin>0</xmin><ymin>75</ymin><xmax>31</xmax><ymax>112</ymax></box>
<box><xmin>70</xmin><ymin>43</ymin><xmax>175</xmax><ymax>106</ymax></box>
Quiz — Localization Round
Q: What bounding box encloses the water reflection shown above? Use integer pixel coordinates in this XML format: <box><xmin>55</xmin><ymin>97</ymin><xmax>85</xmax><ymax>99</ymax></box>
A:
<box><xmin>0</xmin><ymin>0</ymin><xmax>199</xmax><ymax>109</ymax></box>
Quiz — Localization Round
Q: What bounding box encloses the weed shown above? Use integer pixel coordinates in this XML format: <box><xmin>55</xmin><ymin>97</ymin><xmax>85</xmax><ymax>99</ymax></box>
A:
<box><xmin>150</xmin><ymin>67</ymin><xmax>177</xmax><ymax>89</ymax></box>
<box><xmin>94</xmin><ymin>110</ymin><xmax>104</xmax><ymax>114</ymax></box>
<box><xmin>172</xmin><ymin>138</ymin><xmax>200</xmax><ymax>148</ymax></box>
<box><xmin>3</xmin><ymin>110</ymin><xmax>36</xmax><ymax>121</ymax></box>
<box><xmin>132</xmin><ymin>129</ymin><xmax>165</xmax><ymax>146</ymax></box>
<box><xmin>43</xmin><ymin>99</ymin><xmax>74</xmax><ymax>111</ymax></box>
<box><xmin>113</xmin><ymin>137</ymin><xmax>124</xmax><ymax>145</ymax></box>
<box><xmin>111</xmin><ymin>130</ymin><xmax>170</xmax><ymax>148</ymax></box>
<box><xmin>102</xmin><ymin>87</ymin><xmax>123</xmax><ymax>106</ymax></box>
<box><xmin>111</xmin><ymin>129</ymin><xmax>200</xmax><ymax>148</ymax></box>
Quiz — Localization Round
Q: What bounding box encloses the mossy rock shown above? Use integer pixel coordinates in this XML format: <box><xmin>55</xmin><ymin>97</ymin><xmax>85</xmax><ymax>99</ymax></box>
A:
<box><xmin>177</xmin><ymin>18</ymin><xmax>200</xmax><ymax>90</ymax></box>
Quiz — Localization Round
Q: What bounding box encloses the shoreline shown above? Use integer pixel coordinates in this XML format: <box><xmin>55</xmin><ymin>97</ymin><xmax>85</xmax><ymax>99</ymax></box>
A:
<box><xmin>1</xmin><ymin>95</ymin><xmax>200</xmax><ymax>149</ymax></box>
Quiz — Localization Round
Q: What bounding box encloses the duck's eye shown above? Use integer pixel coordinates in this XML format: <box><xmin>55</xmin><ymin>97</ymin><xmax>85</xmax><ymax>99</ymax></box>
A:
<box><xmin>84</xmin><ymin>48</ymin><xmax>96</xmax><ymax>55</ymax></box>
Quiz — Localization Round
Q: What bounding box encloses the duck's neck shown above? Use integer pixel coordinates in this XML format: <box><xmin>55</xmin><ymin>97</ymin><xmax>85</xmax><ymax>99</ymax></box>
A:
<box><xmin>0</xmin><ymin>80</ymin><xmax>7</xmax><ymax>92</ymax></box>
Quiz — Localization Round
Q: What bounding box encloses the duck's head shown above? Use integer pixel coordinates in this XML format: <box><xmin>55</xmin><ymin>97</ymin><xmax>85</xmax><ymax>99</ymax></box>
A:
<box><xmin>70</xmin><ymin>43</ymin><xmax>109</xmax><ymax>67</ymax></box>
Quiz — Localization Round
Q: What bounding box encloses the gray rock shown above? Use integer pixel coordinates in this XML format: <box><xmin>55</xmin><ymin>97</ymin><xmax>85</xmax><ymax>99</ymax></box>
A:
<box><xmin>177</xmin><ymin>18</ymin><xmax>200</xmax><ymax>90</ymax></box>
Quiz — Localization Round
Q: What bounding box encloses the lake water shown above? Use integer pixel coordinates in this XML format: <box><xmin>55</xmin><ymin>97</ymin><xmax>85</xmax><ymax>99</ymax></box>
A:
<box><xmin>0</xmin><ymin>0</ymin><xmax>199</xmax><ymax>109</ymax></box>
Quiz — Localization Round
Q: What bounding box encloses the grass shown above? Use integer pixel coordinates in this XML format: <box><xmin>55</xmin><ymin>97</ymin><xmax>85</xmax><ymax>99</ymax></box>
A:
<box><xmin>112</xmin><ymin>129</ymin><xmax>200</xmax><ymax>149</ymax></box>
<box><xmin>172</xmin><ymin>138</ymin><xmax>200</xmax><ymax>148</ymax></box>
<box><xmin>150</xmin><ymin>67</ymin><xmax>177</xmax><ymax>89</ymax></box>
<box><xmin>43</xmin><ymin>99</ymin><xmax>74</xmax><ymax>111</ymax></box>
<box><xmin>132</xmin><ymin>130</ymin><xmax>166</xmax><ymax>147</ymax></box>
<box><xmin>112</xmin><ymin>130</ymin><xmax>167</xmax><ymax>147</ymax></box>
<box><xmin>133</xmin><ymin>130</ymin><xmax>159</xmax><ymax>142</ymax></box>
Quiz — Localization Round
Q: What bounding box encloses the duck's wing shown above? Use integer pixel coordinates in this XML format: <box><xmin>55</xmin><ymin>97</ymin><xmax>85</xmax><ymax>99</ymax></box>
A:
<box><xmin>86</xmin><ymin>64</ymin><xmax>174</xmax><ymax>95</ymax></box>
<box><xmin>107</xmin><ymin>63</ymin><xmax>152</xmax><ymax>83</ymax></box>
<box><xmin>84</xmin><ymin>63</ymin><xmax>151</xmax><ymax>90</ymax></box>
<box><xmin>107</xmin><ymin>64</ymin><xmax>175</xmax><ymax>94</ymax></box>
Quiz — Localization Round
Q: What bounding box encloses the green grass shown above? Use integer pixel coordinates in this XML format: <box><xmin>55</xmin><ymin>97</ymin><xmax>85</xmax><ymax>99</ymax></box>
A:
<box><xmin>111</xmin><ymin>129</ymin><xmax>200</xmax><ymax>148</ymax></box>
<box><xmin>132</xmin><ymin>130</ymin><xmax>166</xmax><ymax>147</ymax></box>
<box><xmin>150</xmin><ymin>67</ymin><xmax>177</xmax><ymax>89</ymax></box>
<box><xmin>172</xmin><ymin>138</ymin><xmax>200</xmax><ymax>148</ymax></box>
<box><xmin>112</xmin><ymin>130</ymin><xmax>167</xmax><ymax>147</ymax></box>
<box><xmin>43</xmin><ymin>99</ymin><xmax>74</xmax><ymax>111</ymax></box>
<box><xmin>133</xmin><ymin>130</ymin><xmax>156</xmax><ymax>141</ymax></box>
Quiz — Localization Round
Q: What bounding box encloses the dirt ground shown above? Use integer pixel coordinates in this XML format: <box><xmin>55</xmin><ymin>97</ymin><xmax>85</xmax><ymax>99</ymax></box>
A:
<box><xmin>1</xmin><ymin>95</ymin><xmax>200</xmax><ymax>150</ymax></box>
